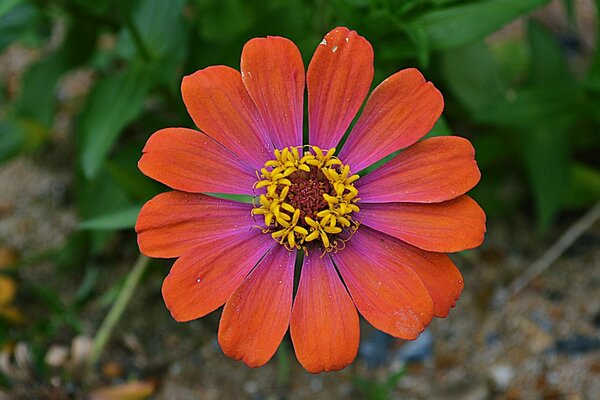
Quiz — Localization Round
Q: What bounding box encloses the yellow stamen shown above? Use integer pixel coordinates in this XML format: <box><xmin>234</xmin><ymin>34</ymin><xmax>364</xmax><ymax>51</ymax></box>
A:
<box><xmin>251</xmin><ymin>145</ymin><xmax>361</xmax><ymax>252</ymax></box>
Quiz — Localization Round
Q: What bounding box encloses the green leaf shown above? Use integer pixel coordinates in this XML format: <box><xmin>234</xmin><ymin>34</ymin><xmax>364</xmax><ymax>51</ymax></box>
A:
<box><xmin>0</xmin><ymin>0</ymin><xmax>24</xmax><ymax>18</ymax></box>
<box><xmin>79</xmin><ymin>206</ymin><xmax>141</xmax><ymax>230</ymax></box>
<box><xmin>475</xmin><ymin>85</ymin><xmax>578</xmax><ymax>128</ymax></box>
<box><xmin>585</xmin><ymin>0</ymin><xmax>600</xmax><ymax>90</ymax></box>
<box><xmin>441</xmin><ymin>40</ymin><xmax>507</xmax><ymax>113</ymax></box>
<box><xmin>563</xmin><ymin>164</ymin><xmax>600</xmax><ymax>209</ymax></box>
<box><xmin>425</xmin><ymin>115</ymin><xmax>451</xmax><ymax>138</ymax></box>
<box><xmin>0</xmin><ymin>118</ymin><xmax>47</xmax><ymax>162</ymax></box>
<box><xmin>116</xmin><ymin>0</ymin><xmax>186</xmax><ymax>60</ymax></box>
<box><xmin>15</xmin><ymin>20</ymin><xmax>97</xmax><ymax>129</ymax></box>
<box><xmin>78</xmin><ymin>65</ymin><xmax>151</xmax><ymax>179</ymax></box>
<box><xmin>519</xmin><ymin>126</ymin><xmax>570</xmax><ymax>231</ymax></box>
<box><xmin>528</xmin><ymin>20</ymin><xmax>569</xmax><ymax>85</ymax></box>
<box><xmin>0</xmin><ymin>2</ymin><xmax>37</xmax><ymax>51</ymax></box>
<box><xmin>410</xmin><ymin>0</ymin><xmax>551</xmax><ymax>50</ymax></box>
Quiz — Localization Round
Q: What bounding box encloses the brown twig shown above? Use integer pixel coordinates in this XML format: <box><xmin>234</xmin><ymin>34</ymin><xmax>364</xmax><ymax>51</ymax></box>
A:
<box><xmin>493</xmin><ymin>201</ymin><xmax>600</xmax><ymax>309</ymax></box>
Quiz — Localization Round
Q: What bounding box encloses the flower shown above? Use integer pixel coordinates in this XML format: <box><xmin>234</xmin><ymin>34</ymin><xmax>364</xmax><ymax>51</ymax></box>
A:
<box><xmin>135</xmin><ymin>26</ymin><xmax>486</xmax><ymax>373</ymax></box>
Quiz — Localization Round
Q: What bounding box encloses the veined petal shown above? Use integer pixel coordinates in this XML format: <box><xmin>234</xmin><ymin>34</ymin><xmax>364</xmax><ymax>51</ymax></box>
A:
<box><xmin>218</xmin><ymin>246</ymin><xmax>296</xmax><ymax>368</ymax></box>
<box><xmin>332</xmin><ymin>227</ymin><xmax>434</xmax><ymax>339</ymax></box>
<box><xmin>358</xmin><ymin>136</ymin><xmax>481</xmax><ymax>203</ymax></box>
<box><xmin>339</xmin><ymin>68</ymin><xmax>444</xmax><ymax>172</ymax></box>
<box><xmin>359</xmin><ymin>196</ymin><xmax>486</xmax><ymax>253</ymax></box>
<box><xmin>241</xmin><ymin>36</ymin><xmax>304</xmax><ymax>149</ymax></box>
<box><xmin>181</xmin><ymin>66</ymin><xmax>272</xmax><ymax>169</ymax></box>
<box><xmin>162</xmin><ymin>230</ymin><xmax>275</xmax><ymax>322</ymax></box>
<box><xmin>290</xmin><ymin>251</ymin><xmax>359</xmax><ymax>373</ymax></box>
<box><xmin>308</xmin><ymin>27</ymin><xmax>373</xmax><ymax>149</ymax></box>
<box><xmin>139</xmin><ymin>128</ymin><xmax>256</xmax><ymax>195</ymax></box>
<box><xmin>136</xmin><ymin>191</ymin><xmax>255</xmax><ymax>258</ymax></box>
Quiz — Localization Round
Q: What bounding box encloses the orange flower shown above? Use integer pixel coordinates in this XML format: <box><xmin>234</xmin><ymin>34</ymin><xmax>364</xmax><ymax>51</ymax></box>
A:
<box><xmin>135</xmin><ymin>27</ymin><xmax>486</xmax><ymax>373</ymax></box>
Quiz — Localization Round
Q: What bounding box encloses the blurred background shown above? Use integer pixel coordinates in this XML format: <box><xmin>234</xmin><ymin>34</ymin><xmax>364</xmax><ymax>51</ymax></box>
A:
<box><xmin>1</xmin><ymin>0</ymin><xmax>600</xmax><ymax>399</ymax></box>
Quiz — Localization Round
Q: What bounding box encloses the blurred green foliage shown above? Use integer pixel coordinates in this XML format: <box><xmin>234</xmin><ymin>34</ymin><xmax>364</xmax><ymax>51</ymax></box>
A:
<box><xmin>2</xmin><ymin>0</ymin><xmax>599</xmax><ymax>236</ymax></box>
<box><xmin>1</xmin><ymin>0</ymin><xmax>600</xmax><ymax>386</ymax></box>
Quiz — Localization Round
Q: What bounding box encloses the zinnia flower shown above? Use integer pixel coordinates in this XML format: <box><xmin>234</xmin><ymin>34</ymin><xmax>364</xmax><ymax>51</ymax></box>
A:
<box><xmin>135</xmin><ymin>27</ymin><xmax>486</xmax><ymax>373</ymax></box>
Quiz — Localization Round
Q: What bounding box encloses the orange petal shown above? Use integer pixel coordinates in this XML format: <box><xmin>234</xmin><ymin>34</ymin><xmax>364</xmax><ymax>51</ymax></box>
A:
<box><xmin>332</xmin><ymin>227</ymin><xmax>434</xmax><ymax>339</ymax></box>
<box><xmin>181</xmin><ymin>66</ymin><xmax>272</xmax><ymax>169</ymax></box>
<box><xmin>339</xmin><ymin>68</ymin><xmax>444</xmax><ymax>172</ymax></box>
<box><xmin>406</xmin><ymin>249</ymin><xmax>464</xmax><ymax>318</ymax></box>
<box><xmin>161</xmin><ymin>230</ymin><xmax>274</xmax><ymax>322</ymax></box>
<box><xmin>290</xmin><ymin>251</ymin><xmax>359</xmax><ymax>373</ymax></box>
<box><xmin>135</xmin><ymin>191</ymin><xmax>255</xmax><ymax>258</ymax></box>
<box><xmin>308</xmin><ymin>27</ymin><xmax>373</xmax><ymax>149</ymax></box>
<box><xmin>218</xmin><ymin>246</ymin><xmax>296</xmax><ymax>367</ymax></box>
<box><xmin>138</xmin><ymin>128</ymin><xmax>256</xmax><ymax>195</ymax></box>
<box><xmin>358</xmin><ymin>136</ymin><xmax>481</xmax><ymax>203</ymax></box>
<box><xmin>241</xmin><ymin>36</ymin><xmax>304</xmax><ymax>148</ymax></box>
<box><xmin>359</xmin><ymin>195</ymin><xmax>486</xmax><ymax>253</ymax></box>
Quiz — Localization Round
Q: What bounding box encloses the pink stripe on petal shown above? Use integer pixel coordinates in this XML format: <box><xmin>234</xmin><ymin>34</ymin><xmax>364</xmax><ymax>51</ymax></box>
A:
<box><xmin>308</xmin><ymin>27</ymin><xmax>374</xmax><ymax>150</ymax></box>
<box><xmin>290</xmin><ymin>251</ymin><xmax>359</xmax><ymax>373</ymax></box>
<box><xmin>181</xmin><ymin>66</ymin><xmax>272</xmax><ymax>169</ymax></box>
<box><xmin>139</xmin><ymin>128</ymin><xmax>256</xmax><ymax>195</ymax></box>
<box><xmin>339</xmin><ymin>68</ymin><xmax>444</xmax><ymax>172</ymax></box>
<box><xmin>218</xmin><ymin>246</ymin><xmax>296</xmax><ymax>368</ymax></box>
<box><xmin>135</xmin><ymin>191</ymin><xmax>255</xmax><ymax>258</ymax></box>
<box><xmin>162</xmin><ymin>230</ymin><xmax>274</xmax><ymax>322</ymax></box>
<box><xmin>241</xmin><ymin>36</ymin><xmax>304</xmax><ymax>149</ymax></box>
<box><xmin>359</xmin><ymin>196</ymin><xmax>486</xmax><ymax>253</ymax></box>
<box><xmin>358</xmin><ymin>136</ymin><xmax>481</xmax><ymax>203</ymax></box>
<box><xmin>332</xmin><ymin>227</ymin><xmax>434</xmax><ymax>339</ymax></box>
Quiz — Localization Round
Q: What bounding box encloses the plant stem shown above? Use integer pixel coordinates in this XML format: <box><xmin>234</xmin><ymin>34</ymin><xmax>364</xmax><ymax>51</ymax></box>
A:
<box><xmin>87</xmin><ymin>254</ymin><xmax>150</xmax><ymax>373</ymax></box>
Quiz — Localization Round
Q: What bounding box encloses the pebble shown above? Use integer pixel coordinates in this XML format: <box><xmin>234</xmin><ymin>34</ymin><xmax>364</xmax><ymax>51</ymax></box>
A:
<box><xmin>555</xmin><ymin>334</ymin><xmax>600</xmax><ymax>354</ymax></box>
<box><xmin>489</xmin><ymin>364</ymin><xmax>515</xmax><ymax>391</ymax></box>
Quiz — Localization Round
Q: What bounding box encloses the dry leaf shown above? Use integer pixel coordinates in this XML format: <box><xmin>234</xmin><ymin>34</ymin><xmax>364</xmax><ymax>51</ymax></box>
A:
<box><xmin>89</xmin><ymin>381</ymin><xmax>155</xmax><ymax>400</ymax></box>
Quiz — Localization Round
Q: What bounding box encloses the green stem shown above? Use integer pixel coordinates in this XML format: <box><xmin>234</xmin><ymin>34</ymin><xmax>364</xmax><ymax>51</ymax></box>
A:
<box><xmin>87</xmin><ymin>254</ymin><xmax>150</xmax><ymax>373</ymax></box>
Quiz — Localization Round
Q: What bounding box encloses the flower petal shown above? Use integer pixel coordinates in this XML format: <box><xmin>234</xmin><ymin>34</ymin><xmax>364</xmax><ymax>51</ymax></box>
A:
<box><xmin>218</xmin><ymin>246</ymin><xmax>296</xmax><ymax>368</ymax></box>
<box><xmin>138</xmin><ymin>128</ymin><xmax>257</xmax><ymax>195</ymax></box>
<box><xmin>308</xmin><ymin>27</ymin><xmax>374</xmax><ymax>150</ymax></box>
<box><xmin>161</xmin><ymin>230</ymin><xmax>275</xmax><ymax>322</ymax></box>
<box><xmin>406</xmin><ymin>249</ymin><xmax>464</xmax><ymax>318</ymax></box>
<box><xmin>241</xmin><ymin>36</ymin><xmax>304</xmax><ymax>148</ymax></box>
<box><xmin>357</xmin><ymin>136</ymin><xmax>481</xmax><ymax>203</ymax></box>
<box><xmin>339</xmin><ymin>68</ymin><xmax>444</xmax><ymax>172</ymax></box>
<box><xmin>136</xmin><ymin>191</ymin><xmax>255</xmax><ymax>258</ymax></box>
<box><xmin>332</xmin><ymin>227</ymin><xmax>434</xmax><ymax>339</ymax></box>
<box><xmin>359</xmin><ymin>196</ymin><xmax>486</xmax><ymax>253</ymax></box>
<box><xmin>181</xmin><ymin>66</ymin><xmax>272</xmax><ymax>169</ymax></box>
<box><xmin>290</xmin><ymin>251</ymin><xmax>359</xmax><ymax>373</ymax></box>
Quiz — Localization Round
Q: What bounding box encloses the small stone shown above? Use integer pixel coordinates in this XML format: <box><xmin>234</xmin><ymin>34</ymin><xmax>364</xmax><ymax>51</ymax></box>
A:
<box><xmin>555</xmin><ymin>334</ymin><xmax>600</xmax><ymax>354</ymax></box>
<box><xmin>396</xmin><ymin>330</ymin><xmax>433</xmax><ymax>363</ymax></box>
<box><xmin>45</xmin><ymin>345</ymin><xmax>69</xmax><ymax>368</ymax></box>
<box><xmin>489</xmin><ymin>364</ymin><xmax>515</xmax><ymax>391</ymax></box>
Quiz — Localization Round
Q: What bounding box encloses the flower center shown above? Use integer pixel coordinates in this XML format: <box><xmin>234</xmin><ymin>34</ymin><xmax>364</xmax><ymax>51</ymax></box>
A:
<box><xmin>252</xmin><ymin>146</ymin><xmax>360</xmax><ymax>252</ymax></box>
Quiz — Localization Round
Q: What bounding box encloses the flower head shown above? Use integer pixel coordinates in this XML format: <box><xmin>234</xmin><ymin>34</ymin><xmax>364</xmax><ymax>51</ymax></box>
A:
<box><xmin>135</xmin><ymin>27</ymin><xmax>486</xmax><ymax>373</ymax></box>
